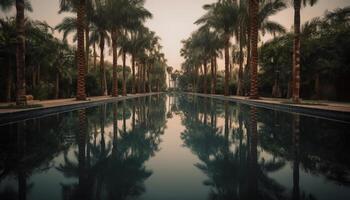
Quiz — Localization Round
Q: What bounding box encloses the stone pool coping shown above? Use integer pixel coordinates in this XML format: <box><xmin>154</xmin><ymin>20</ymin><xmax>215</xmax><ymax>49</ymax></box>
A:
<box><xmin>0</xmin><ymin>93</ymin><xmax>163</xmax><ymax>125</ymax></box>
<box><xmin>187</xmin><ymin>93</ymin><xmax>350</xmax><ymax>123</ymax></box>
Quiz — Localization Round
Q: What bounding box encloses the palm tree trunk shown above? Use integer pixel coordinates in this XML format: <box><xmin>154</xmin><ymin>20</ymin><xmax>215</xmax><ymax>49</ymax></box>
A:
<box><xmin>137</xmin><ymin>62</ymin><xmax>141</xmax><ymax>93</ymax></box>
<box><xmin>122</xmin><ymin>51</ymin><xmax>127</xmax><ymax>96</ymax></box>
<box><xmin>93</xmin><ymin>43</ymin><xmax>97</xmax><ymax>69</ymax></box>
<box><xmin>224</xmin><ymin>33</ymin><xmax>230</xmax><ymax>96</ymax></box>
<box><xmin>142</xmin><ymin>62</ymin><xmax>146</xmax><ymax>93</ymax></box>
<box><xmin>76</xmin><ymin>0</ymin><xmax>86</xmax><ymax>100</ymax></box>
<box><xmin>195</xmin><ymin>65</ymin><xmax>199</xmax><ymax>92</ymax></box>
<box><xmin>112</xmin><ymin>29</ymin><xmax>118</xmax><ymax>97</ymax></box>
<box><xmin>168</xmin><ymin>73</ymin><xmax>171</xmax><ymax>89</ymax></box>
<box><xmin>203</xmin><ymin>60</ymin><xmax>208</xmax><ymax>94</ymax></box>
<box><xmin>147</xmin><ymin>64</ymin><xmax>152</xmax><ymax>93</ymax></box>
<box><xmin>100</xmin><ymin>33</ymin><xmax>107</xmax><ymax>96</ymax></box>
<box><xmin>15</xmin><ymin>0</ymin><xmax>26</xmax><ymax>105</ymax></box>
<box><xmin>245</xmin><ymin>20</ymin><xmax>251</xmax><ymax>96</ymax></box>
<box><xmin>210</xmin><ymin>57</ymin><xmax>215</xmax><ymax>94</ymax></box>
<box><xmin>292</xmin><ymin>0</ymin><xmax>301</xmax><ymax>103</ymax></box>
<box><xmin>85</xmin><ymin>24</ymin><xmax>89</xmax><ymax>74</ymax></box>
<box><xmin>6</xmin><ymin>59</ymin><xmax>12</xmax><ymax>102</ymax></box>
<box><xmin>32</xmin><ymin>66</ymin><xmax>36</xmax><ymax>88</ymax></box>
<box><xmin>131</xmin><ymin>54</ymin><xmax>136</xmax><ymax>94</ymax></box>
<box><xmin>249</xmin><ymin>0</ymin><xmax>259</xmax><ymax>99</ymax></box>
<box><xmin>55</xmin><ymin>73</ymin><xmax>59</xmax><ymax>99</ymax></box>
<box><xmin>314</xmin><ymin>73</ymin><xmax>320</xmax><ymax>99</ymax></box>
<box><xmin>237</xmin><ymin>28</ymin><xmax>244</xmax><ymax>96</ymax></box>
<box><xmin>214</xmin><ymin>57</ymin><xmax>217</xmax><ymax>93</ymax></box>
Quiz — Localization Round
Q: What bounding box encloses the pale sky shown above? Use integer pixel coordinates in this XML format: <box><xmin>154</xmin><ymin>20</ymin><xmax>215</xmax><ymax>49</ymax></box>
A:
<box><xmin>1</xmin><ymin>0</ymin><xmax>350</xmax><ymax>70</ymax></box>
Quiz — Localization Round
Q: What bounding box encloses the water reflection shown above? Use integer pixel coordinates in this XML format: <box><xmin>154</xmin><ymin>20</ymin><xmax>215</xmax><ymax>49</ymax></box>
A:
<box><xmin>0</xmin><ymin>94</ymin><xmax>350</xmax><ymax>200</ymax></box>
<box><xmin>0</xmin><ymin>95</ymin><xmax>167</xmax><ymax>200</ymax></box>
<box><xmin>177</xmin><ymin>94</ymin><xmax>350</xmax><ymax>200</ymax></box>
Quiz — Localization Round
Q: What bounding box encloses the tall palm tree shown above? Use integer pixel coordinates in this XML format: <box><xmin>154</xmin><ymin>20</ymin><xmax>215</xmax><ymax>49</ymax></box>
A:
<box><xmin>92</xmin><ymin>0</ymin><xmax>111</xmax><ymax>96</ymax></box>
<box><xmin>146</xmin><ymin>33</ymin><xmax>162</xmax><ymax>92</ymax></box>
<box><xmin>186</xmin><ymin>27</ymin><xmax>223</xmax><ymax>94</ymax></box>
<box><xmin>15</xmin><ymin>0</ymin><xmax>26</xmax><ymax>105</ymax></box>
<box><xmin>58</xmin><ymin>0</ymin><xmax>94</xmax><ymax>74</ymax></box>
<box><xmin>105</xmin><ymin>0</ymin><xmax>128</xmax><ymax>97</ymax></box>
<box><xmin>291</xmin><ymin>0</ymin><xmax>318</xmax><ymax>103</ymax></box>
<box><xmin>0</xmin><ymin>0</ymin><xmax>32</xmax><ymax>105</ymax></box>
<box><xmin>128</xmin><ymin>26</ymin><xmax>153</xmax><ymax>94</ymax></box>
<box><xmin>59</xmin><ymin>0</ymin><xmax>87</xmax><ymax>100</ymax></box>
<box><xmin>119</xmin><ymin>30</ymin><xmax>130</xmax><ymax>96</ymax></box>
<box><xmin>89</xmin><ymin>27</ymin><xmax>100</xmax><ymax>70</ymax></box>
<box><xmin>166</xmin><ymin>66</ymin><xmax>173</xmax><ymax>89</ymax></box>
<box><xmin>106</xmin><ymin>0</ymin><xmax>151</xmax><ymax>96</ymax></box>
<box><xmin>180</xmin><ymin>38</ymin><xmax>202</xmax><ymax>93</ymax></box>
<box><xmin>240</xmin><ymin>0</ymin><xmax>286</xmax><ymax>96</ymax></box>
<box><xmin>196</xmin><ymin>0</ymin><xmax>239</xmax><ymax>96</ymax></box>
<box><xmin>249</xmin><ymin>0</ymin><xmax>259</xmax><ymax>99</ymax></box>
<box><xmin>85</xmin><ymin>0</ymin><xmax>94</xmax><ymax>73</ymax></box>
<box><xmin>125</xmin><ymin>2</ymin><xmax>152</xmax><ymax>94</ymax></box>
<box><xmin>0</xmin><ymin>18</ymin><xmax>16</xmax><ymax>102</ymax></box>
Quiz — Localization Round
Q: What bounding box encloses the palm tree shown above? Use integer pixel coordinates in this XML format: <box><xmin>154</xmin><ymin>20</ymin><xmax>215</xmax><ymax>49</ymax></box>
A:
<box><xmin>15</xmin><ymin>0</ymin><xmax>27</xmax><ymax>105</ymax></box>
<box><xmin>106</xmin><ymin>0</ymin><xmax>151</xmax><ymax>96</ymax></box>
<box><xmin>196</xmin><ymin>0</ymin><xmax>239</xmax><ymax>96</ymax></box>
<box><xmin>119</xmin><ymin>30</ymin><xmax>130</xmax><ymax>96</ymax></box>
<box><xmin>166</xmin><ymin>66</ymin><xmax>173</xmax><ymax>89</ymax></box>
<box><xmin>249</xmin><ymin>0</ymin><xmax>259</xmax><ymax>99</ymax></box>
<box><xmin>125</xmin><ymin>3</ymin><xmax>152</xmax><ymax>94</ymax></box>
<box><xmin>105</xmin><ymin>0</ymin><xmax>128</xmax><ymax>97</ymax></box>
<box><xmin>85</xmin><ymin>1</ymin><xmax>94</xmax><ymax>73</ymax></box>
<box><xmin>58</xmin><ymin>0</ymin><xmax>94</xmax><ymax>74</ymax></box>
<box><xmin>181</xmin><ymin>29</ymin><xmax>220</xmax><ymax>94</ymax></box>
<box><xmin>146</xmin><ymin>33</ymin><xmax>162</xmax><ymax>92</ymax></box>
<box><xmin>180</xmin><ymin>38</ymin><xmax>202</xmax><ymax>93</ymax></box>
<box><xmin>92</xmin><ymin>0</ymin><xmax>111</xmax><ymax>96</ymax></box>
<box><xmin>0</xmin><ymin>18</ymin><xmax>16</xmax><ymax>102</ymax></box>
<box><xmin>127</xmin><ymin>26</ymin><xmax>154</xmax><ymax>94</ymax></box>
<box><xmin>238</xmin><ymin>0</ymin><xmax>286</xmax><ymax>96</ymax></box>
<box><xmin>0</xmin><ymin>0</ymin><xmax>32</xmax><ymax>105</ymax></box>
<box><xmin>59</xmin><ymin>0</ymin><xmax>87</xmax><ymax>100</ymax></box>
<box><xmin>291</xmin><ymin>0</ymin><xmax>318</xmax><ymax>103</ymax></box>
<box><xmin>89</xmin><ymin>27</ymin><xmax>100</xmax><ymax>70</ymax></box>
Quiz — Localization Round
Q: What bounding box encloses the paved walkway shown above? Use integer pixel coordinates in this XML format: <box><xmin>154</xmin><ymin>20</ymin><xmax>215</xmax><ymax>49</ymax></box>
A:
<box><xmin>190</xmin><ymin>93</ymin><xmax>350</xmax><ymax>122</ymax></box>
<box><xmin>230</xmin><ymin>95</ymin><xmax>350</xmax><ymax>113</ymax></box>
<box><xmin>0</xmin><ymin>93</ymin><xmax>160</xmax><ymax>114</ymax></box>
<box><xmin>192</xmin><ymin>93</ymin><xmax>350</xmax><ymax>113</ymax></box>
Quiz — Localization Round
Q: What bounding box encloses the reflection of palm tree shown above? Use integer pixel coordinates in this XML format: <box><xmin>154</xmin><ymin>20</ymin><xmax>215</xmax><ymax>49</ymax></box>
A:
<box><xmin>102</xmin><ymin>96</ymin><xmax>167</xmax><ymax>199</ymax></box>
<box><xmin>259</xmin><ymin>107</ymin><xmax>350</xmax><ymax>192</ymax></box>
<box><xmin>0</xmin><ymin>113</ymin><xmax>73</xmax><ymax>199</ymax></box>
<box><xmin>57</xmin><ymin>95</ymin><xmax>167</xmax><ymax>200</ymax></box>
<box><xmin>178</xmin><ymin>97</ymin><xmax>286</xmax><ymax>200</ymax></box>
<box><xmin>58</xmin><ymin>109</ymin><xmax>93</xmax><ymax>199</ymax></box>
<box><xmin>292</xmin><ymin>114</ymin><xmax>300</xmax><ymax>200</ymax></box>
<box><xmin>248</xmin><ymin>107</ymin><xmax>258</xmax><ymax>200</ymax></box>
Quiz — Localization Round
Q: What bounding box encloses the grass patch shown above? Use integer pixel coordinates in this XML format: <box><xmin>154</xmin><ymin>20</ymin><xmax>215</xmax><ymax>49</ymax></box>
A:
<box><xmin>0</xmin><ymin>104</ymin><xmax>43</xmax><ymax>109</ymax></box>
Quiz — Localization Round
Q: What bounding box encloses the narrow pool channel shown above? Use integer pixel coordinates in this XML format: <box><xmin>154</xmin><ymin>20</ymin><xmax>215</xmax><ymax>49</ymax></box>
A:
<box><xmin>0</xmin><ymin>94</ymin><xmax>349</xmax><ymax>200</ymax></box>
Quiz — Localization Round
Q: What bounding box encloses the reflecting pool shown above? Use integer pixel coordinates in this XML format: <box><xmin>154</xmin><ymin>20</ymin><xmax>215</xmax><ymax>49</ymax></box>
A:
<box><xmin>1</xmin><ymin>94</ymin><xmax>350</xmax><ymax>200</ymax></box>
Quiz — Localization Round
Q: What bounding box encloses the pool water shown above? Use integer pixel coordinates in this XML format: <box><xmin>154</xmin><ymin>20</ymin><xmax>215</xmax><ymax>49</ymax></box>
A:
<box><xmin>0</xmin><ymin>94</ymin><xmax>350</xmax><ymax>200</ymax></box>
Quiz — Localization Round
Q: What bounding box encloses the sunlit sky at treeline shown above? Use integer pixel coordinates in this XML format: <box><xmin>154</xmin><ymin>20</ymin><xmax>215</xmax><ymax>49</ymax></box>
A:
<box><xmin>1</xmin><ymin>0</ymin><xmax>349</xmax><ymax>70</ymax></box>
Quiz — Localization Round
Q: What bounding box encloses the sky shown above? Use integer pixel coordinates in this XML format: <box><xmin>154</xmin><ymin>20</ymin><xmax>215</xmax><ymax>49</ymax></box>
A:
<box><xmin>1</xmin><ymin>0</ymin><xmax>350</xmax><ymax>70</ymax></box>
